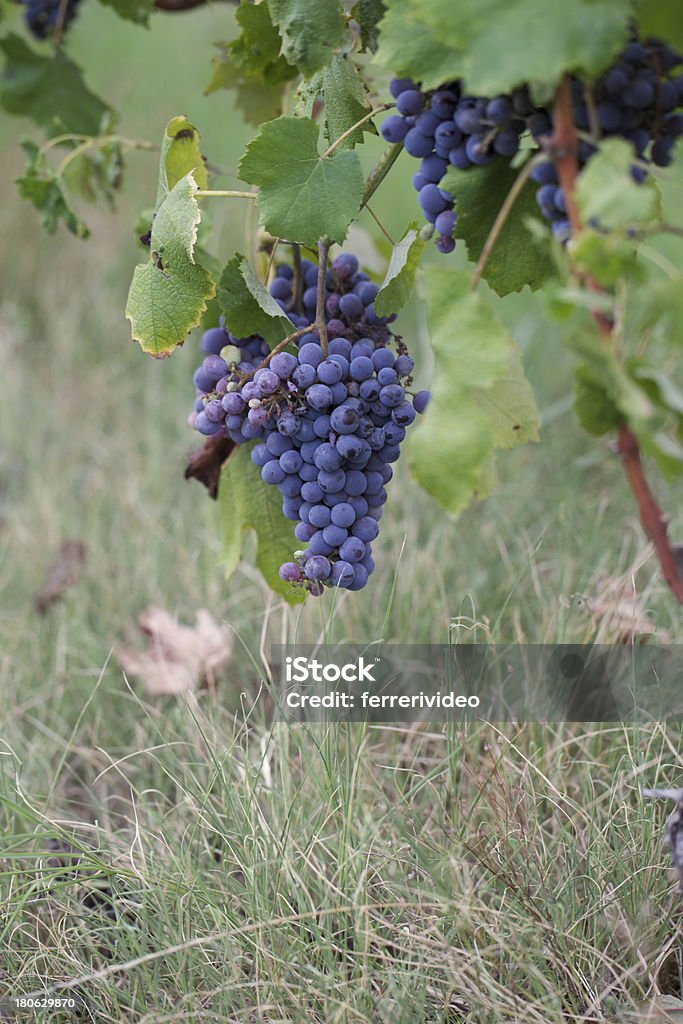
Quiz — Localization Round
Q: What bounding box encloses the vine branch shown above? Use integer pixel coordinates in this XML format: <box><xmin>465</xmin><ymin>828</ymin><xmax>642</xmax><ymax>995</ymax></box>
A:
<box><xmin>360</xmin><ymin>143</ymin><xmax>403</xmax><ymax>211</ymax></box>
<box><xmin>321</xmin><ymin>105</ymin><xmax>392</xmax><ymax>160</ymax></box>
<box><xmin>552</xmin><ymin>75</ymin><xmax>683</xmax><ymax>605</ymax></box>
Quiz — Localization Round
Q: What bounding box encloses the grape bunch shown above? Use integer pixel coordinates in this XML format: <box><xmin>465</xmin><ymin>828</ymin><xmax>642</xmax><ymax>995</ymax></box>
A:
<box><xmin>382</xmin><ymin>34</ymin><xmax>683</xmax><ymax>249</ymax></box>
<box><xmin>189</xmin><ymin>253</ymin><xmax>430</xmax><ymax>596</ymax></box>
<box><xmin>19</xmin><ymin>0</ymin><xmax>81</xmax><ymax>39</ymax></box>
<box><xmin>530</xmin><ymin>38</ymin><xmax>683</xmax><ymax>240</ymax></box>
<box><xmin>381</xmin><ymin>77</ymin><xmax>536</xmax><ymax>252</ymax></box>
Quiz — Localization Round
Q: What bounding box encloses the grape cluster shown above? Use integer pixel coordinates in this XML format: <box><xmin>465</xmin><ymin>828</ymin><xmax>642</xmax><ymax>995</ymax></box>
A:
<box><xmin>381</xmin><ymin>78</ymin><xmax>534</xmax><ymax>252</ymax></box>
<box><xmin>20</xmin><ymin>0</ymin><xmax>81</xmax><ymax>39</ymax></box>
<box><xmin>383</xmin><ymin>35</ymin><xmax>683</xmax><ymax>249</ymax></box>
<box><xmin>189</xmin><ymin>253</ymin><xmax>430</xmax><ymax>596</ymax></box>
<box><xmin>531</xmin><ymin>38</ymin><xmax>683</xmax><ymax>240</ymax></box>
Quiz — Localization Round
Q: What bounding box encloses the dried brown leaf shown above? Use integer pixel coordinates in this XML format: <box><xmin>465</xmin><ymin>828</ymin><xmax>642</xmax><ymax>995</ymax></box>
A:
<box><xmin>573</xmin><ymin>574</ymin><xmax>667</xmax><ymax>643</ymax></box>
<box><xmin>116</xmin><ymin>606</ymin><xmax>232</xmax><ymax>696</ymax></box>
<box><xmin>184</xmin><ymin>433</ymin><xmax>235</xmax><ymax>499</ymax></box>
<box><xmin>34</xmin><ymin>539</ymin><xmax>87</xmax><ymax>614</ymax></box>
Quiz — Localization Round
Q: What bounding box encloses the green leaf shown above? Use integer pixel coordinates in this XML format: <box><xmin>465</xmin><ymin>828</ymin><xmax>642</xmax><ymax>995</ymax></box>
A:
<box><xmin>206</xmin><ymin>55</ymin><xmax>288</xmax><ymax>125</ymax></box>
<box><xmin>17</xmin><ymin>141</ymin><xmax>90</xmax><ymax>238</ymax></box>
<box><xmin>96</xmin><ymin>0</ymin><xmax>154</xmax><ymax>25</ymax></box>
<box><xmin>375</xmin><ymin>0</ymin><xmax>459</xmax><ymax>91</ymax></box>
<box><xmin>442</xmin><ymin>161</ymin><xmax>553</xmax><ymax>296</ymax></box>
<box><xmin>205</xmin><ymin>1</ymin><xmax>298</xmax><ymax>124</ymax></box>
<box><xmin>217</xmin><ymin>254</ymin><xmax>295</xmax><ymax>344</ymax></box>
<box><xmin>0</xmin><ymin>33</ymin><xmax>111</xmax><ymax>136</ymax></box>
<box><xmin>630</xmin><ymin>364</ymin><xmax>683</xmax><ymax>417</ymax></box>
<box><xmin>298</xmin><ymin>55</ymin><xmax>374</xmax><ymax>150</ymax></box>
<box><xmin>374</xmin><ymin>223</ymin><xmax>425</xmax><ymax>316</ymax></box>
<box><xmin>220</xmin><ymin>445</ymin><xmax>305</xmax><ymax>603</ymax></box>
<box><xmin>409</xmin><ymin>269</ymin><xmax>539</xmax><ymax>515</ymax></box>
<box><xmin>573</xmin><ymin>363</ymin><xmax>621</xmax><ymax>436</ymax></box>
<box><xmin>353</xmin><ymin>0</ymin><xmax>386</xmax><ymax>52</ymax></box>
<box><xmin>126</xmin><ymin>172</ymin><xmax>215</xmax><ymax>356</ymax></box>
<box><xmin>563</xmin><ymin>324</ymin><xmax>654</xmax><ymax>424</ymax></box>
<box><xmin>156</xmin><ymin>114</ymin><xmax>207</xmax><ymax>205</ymax></box>
<box><xmin>409</xmin><ymin>0</ymin><xmax>630</xmax><ymax>95</ymax></box>
<box><xmin>640</xmin><ymin>430</ymin><xmax>683</xmax><ymax>478</ymax></box>
<box><xmin>635</xmin><ymin>0</ymin><xmax>683</xmax><ymax>53</ymax></box>
<box><xmin>267</xmin><ymin>0</ymin><xmax>347</xmax><ymax>77</ymax></box>
<box><xmin>633</xmin><ymin>279</ymin><xmax>683</xmax><ymax>349</ymax></box>
<box><xmin>238</xmin><ymin>116</ymin><xmax>364</xmax><ymax>246</ymax></box>
<box><xmin>569</xmin><ymin>229</ymin><xmax>643</xmax><ymax>288</ymax></box>
<box><xmin>575</xmin><ymin>138</ymin><xmax>662</xmax><ymax>230</ymax></box>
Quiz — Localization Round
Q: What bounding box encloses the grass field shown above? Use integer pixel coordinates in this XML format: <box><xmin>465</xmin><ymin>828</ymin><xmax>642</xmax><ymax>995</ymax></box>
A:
<box><xmin>1</xmin><ymin>5</ymin><xmax>683</xmax><ymax>1021</ymax></box>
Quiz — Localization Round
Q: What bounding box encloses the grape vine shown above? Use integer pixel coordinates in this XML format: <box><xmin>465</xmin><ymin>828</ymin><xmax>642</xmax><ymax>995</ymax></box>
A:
<box><xmin>4</xmin><ymin>0</ymin><xmax>683</xmax><ymax>605</ymax></box>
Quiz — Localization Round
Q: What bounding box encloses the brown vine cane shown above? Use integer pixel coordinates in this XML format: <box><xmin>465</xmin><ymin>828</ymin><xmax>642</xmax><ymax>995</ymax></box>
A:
<box><xmin>552</xmin><ymin>75</ymin><xmax>683</xmax><ymax>606</ymax></box>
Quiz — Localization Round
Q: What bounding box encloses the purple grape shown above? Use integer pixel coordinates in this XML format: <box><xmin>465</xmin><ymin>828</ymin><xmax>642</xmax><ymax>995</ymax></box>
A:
<box><xmin>380</xmin><ymin>115</ymin><xmax>409</xmax><ymax>144</ymax></box>
<box><xmin>413</xmin><ymin>390</ymin><xmax>431</xmax><ymax>414</ymax></box>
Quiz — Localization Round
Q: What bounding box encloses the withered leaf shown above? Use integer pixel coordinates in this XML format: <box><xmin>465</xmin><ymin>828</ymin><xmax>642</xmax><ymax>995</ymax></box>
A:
<box><xmin>34</xmin><ymin>539</ymin><xmax>87</xmax><ymax>614</ymax></box>
<box><xmin>185</xmin><ymin>434</ymin><xmax>235</xmax><ymax>499</ymax></box>
<box><xmin>116</xmin><ymin>607</ymin><xmax>232</xmax><ymax>696</ymax></box>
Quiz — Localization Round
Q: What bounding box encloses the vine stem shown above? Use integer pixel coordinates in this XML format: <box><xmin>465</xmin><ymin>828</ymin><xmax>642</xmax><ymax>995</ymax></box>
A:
<box><xmin>316</xmin><ymin>239</ymin><xmax>331</xmax><ymax>356</ymax></box>
<box><xmin>365</xmin><ymin>204</ymin><xmax>395</xmax><ymax>245</ymax></box>
<box><xmin>552</xmin><ymin>74</ymin><xmax>683</xmax><ymax>605</ymax></box>
<box><xmin>360</xmin><ymin>143</ymin><xmax>404</xmax><ymax>211</ymax></box>
<box><xmin>195</xmin><ymin>190</ymin><xmax>257</xmax><ymax>200</ymax></box>
<box><xmin>470</xmin><ymin>154</ymin><xmax>542</xmax><ymax>290</ymax></box>
<box><xmin>51</xmin><ymin>0</ymin><xmax>71</xmax><ymax>46</ymax></box>
<box><xmin>321</xmin><ymin>105</ymin><xmax>392</xmax><ymax>160</ymax></box>
<box><xmin>241</xmin><ymin>324</ymin><xmax>314</xmax><ymax>382</ymax></box>
<box><xmin>54</xmin><ymin>136</ymin><xmax>156</xmax><ymax>178</ymax></box>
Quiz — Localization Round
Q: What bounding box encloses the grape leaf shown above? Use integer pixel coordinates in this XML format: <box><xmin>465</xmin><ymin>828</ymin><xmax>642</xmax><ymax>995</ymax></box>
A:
<box><xmin>217</xmin><ymin>254</ymin><xmax>295</xmax><ymax>344</ymax></box>
<box><xmin>374</xmin><ymin>223</ymin><xmax>425</xmax><ymax>316</ymax></box>
<box><xmin>298</xmin><ymin>55</ymin><xmax>374</xmax><ymax>151</ymax></box>
<box><xmin>206</xmin><ymin>56</ymin><xmax>288</xmax><ymax>125</ymax></box>
<box><xmin>575</xmin><ymin>138</ymin><xmax>662</xmax><ymax>230</ymax></box>
<box><xmin>409</xmin><ymin>269</ymin><xmax>539</xmax><ymax>515</ymax></box>
<box><xmin>238</xmin><ymin>116</ymin><xmax>364</xmax><ymax>246</ymax></box>
<box><xmin>63</xmin><ymin>138</ymin><xmax>123</xmax><ymax>207</ymax></box>
<box><xmin>353</xmin><ymin>0</ymin><xmax>386</xmax><ymax>52</ymax></box>
<box><xmin>442</xmin><ymin>161</ymin><xmax>553</xmax><ymax>296</ymax></box>
<box><xmin>267</xmin><ymin>0</ymin><xmax>347</xmax><ymax>77</ymax></box>
<box><xmin>635</xmin><ymin>0</ymin><xmax>683</xmax><ymax>52</ymax></box>
<box><xmin>97</xmin><ymin>0</ymin><xmax>154</xmax><ymax>25</ymax></box>
<box><xmin>126</xmin><ymin>172</ymin><xmax>215</xmax><ymax>356</ymax></box>
<box><xmin>573</xmin><ymin>364</ymin><xmax>621</xmax><ymax>436</ymax></box>
<box><xmin>410</xmin><ymin>0</ymin><xmax>630</xmax><ymax>95</ymax></box>
<box><xmin>157</xmin><ymin>115</ymin><xmax>207</xmax><ymax>205</ymax></box>
<box><xmin>0</xmin><ymin>33</ymin><xmax>111</xmax><ymax>136</ymax></box>
<box><xmin>563</xmin><ymin>323</ymin><xmax>653</xmax><ymax>424</ymax></box>
<box><xmin>220</xmin><ymin>444</ymin><xmax>305</xmax><ymax>603</ymax></box>
<box><xmin>633</xmin><ymin>279</ymin><xmax>683</xmax><ymax>349</ymax></box>
<box><xmin>206</xmin><ymin>0</ymin><xmax>297</xmax><ymax>124</ymax></box>
<box><xmin>569</xmin><ymin>229</ymin><xmax>642</xmax><ymax>288</ymax></box>
<box><xmin>17</xmin><ymin>143</ymin><xmax>90</xmax><ymax>238</ymax></box>
<box><xmin>375</xmin><ymin>0</ymin><xmax>459</xmax><ymax>91</ymax></box>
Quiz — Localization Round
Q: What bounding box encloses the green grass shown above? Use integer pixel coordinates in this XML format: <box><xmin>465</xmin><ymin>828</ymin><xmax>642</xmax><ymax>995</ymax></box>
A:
<box><xmin>1</xmin><ymin>9</ymin><xmax>683</xmax><ymax>1020</ymax></box>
